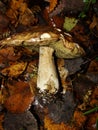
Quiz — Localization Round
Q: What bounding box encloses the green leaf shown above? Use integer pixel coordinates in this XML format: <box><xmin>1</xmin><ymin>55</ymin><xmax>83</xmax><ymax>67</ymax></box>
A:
<box><xmin>63</xmin><ymin>17</ymin><xmax>78</xmax><ymax>32</ymax></box>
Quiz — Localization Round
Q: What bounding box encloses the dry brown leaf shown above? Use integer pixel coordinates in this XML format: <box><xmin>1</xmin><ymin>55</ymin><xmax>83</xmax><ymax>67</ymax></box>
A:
<box><xmin>1</xmin><ymin>62</ymin><xmax>27</xmax><ymax>77</ymax></box>
<box><xmin>85</xmin><ymin>113</ymin><xmax>98</xmax><ymax>130</ymax></box>
<box><xmin>87</xmin><ymin>60</ymin><xmax>98</xmax><ymax>73</ymax></box>
<box><xmin>90</xmin><ymin>15</ymin><xmax>98</xmax><ymax>30</ymax></box>
<box><xmin>6</xmin><ymin>0</ymin><xmax>27</xmax><ymax>24</ymax></box>
<box><xmin>18</xmin><ymin>8</ymin><xmax>38</xmax><ymax>26</ymax></box>
<box><xmin>6</xmin><ymin>0</ymin><xmax>38</xmax><ymax>26</ymax></box>
<box><xmin>0</xmin><ymin>47</ymin><xmax>20</xmax><ymax>61</ymax></box>
<box><xmin>0</xmin><ymin>13</ymin><xmax>9</xmax><ymax>32</ymax></box>
<box><xmin>4</xmin><ymin>80</ymin><xmax>34</xmax><ymax>113</ymax></box>
<box><xmin>48</xmin><ymin>0</ymin><xmax>57</xmax><ymax>12</ymax></box>
<box><xmin>43</xmin><ymin>8</ymin><xmax>64</xmax><ymax>28</ymax></box>
<box><xmin>73</xmin><ymin>111</ymin><xmax>87</xmax><ymax>128</ymax></box>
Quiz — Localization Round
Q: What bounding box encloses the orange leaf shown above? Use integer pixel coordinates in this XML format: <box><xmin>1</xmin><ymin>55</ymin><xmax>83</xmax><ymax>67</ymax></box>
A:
<box><xmin>1</xmin><ymin>62</ymin><xmax>27</xmax><ymax>77</ymax></box>
<box><xmin>90</xmin><ymin>15</ymin><xmax>98</xmax><ymax>30</ymax></box>
<box><xmin>4</xmin><ymin>80</ymin><xmax>34</xmax><ymax>113</ymax></box>
<box><xmin>48</xmin><ymin>0</ymin><xmax>58</xmax><ymax>12</ymax></box>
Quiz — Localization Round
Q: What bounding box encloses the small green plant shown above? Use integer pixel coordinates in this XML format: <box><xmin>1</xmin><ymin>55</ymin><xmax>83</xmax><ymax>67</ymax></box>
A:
<box><xmin>83</xmin><ymin>106</ymin><xmax>98</xmax><ymax>115</ymax></box>
<box><xmin>79</xmin><ymin>0</ymin><xmax>97</xmax><ymax>18</ymax></box>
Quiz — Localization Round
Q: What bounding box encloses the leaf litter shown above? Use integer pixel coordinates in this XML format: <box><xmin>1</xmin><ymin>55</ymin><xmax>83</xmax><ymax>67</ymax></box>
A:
<box><xmin>0</xmin><ymin>0</ymin><xmax>98</xmax><ymax>130</ymax></box>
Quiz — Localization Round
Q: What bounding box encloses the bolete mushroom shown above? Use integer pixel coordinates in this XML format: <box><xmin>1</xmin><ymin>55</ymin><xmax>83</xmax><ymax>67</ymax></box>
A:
<box><xmin>0</xmin><ymin>26</ymin><xmax>85</xmax><ymax>95</ymax></box>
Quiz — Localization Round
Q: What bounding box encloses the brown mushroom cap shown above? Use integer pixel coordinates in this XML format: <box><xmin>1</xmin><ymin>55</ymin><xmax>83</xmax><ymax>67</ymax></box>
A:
<box><xmin>0</xmin><ymin>26</ymin><xmax>85</xmax><ymax>59</ymax></box>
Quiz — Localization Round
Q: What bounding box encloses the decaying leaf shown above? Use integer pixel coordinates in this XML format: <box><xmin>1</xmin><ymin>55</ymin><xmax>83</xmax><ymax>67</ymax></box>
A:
<box><xmin>90</xmin><ymin>15</ymin><xmax>98</xmax><ymax>30</ymax></box>
<box><xmin>44</xmin><ymin>110</ymin><xmax>86</xmax><ymax>130</ymax></box>
<box><xmin>25</xmin><ymin>59</ymin><xmax>38</xmax><ymax>95</ymax></box>
<box><xmin>4</xmin><ymin>111</ymin><xmax>38</xmax><ymax>130</ymax></box>
<box><xmin>4</xmin><ymin>80</ymin><xmax>34</xmax><ymax>113</ymax></box>
<box><xmin>1</xmin><ymin>62</ymin><xmax>27</xmax><ymax>77</ymax></box>
<box><xmin>6</xmin><ymin>0</ymin><xmax>38</xmax><ymax>26</ymax></box>
<box><xmin>6</xmin><ymin>0</ymin><xmax>27</xmax><ymax>24</ymax></box>
<box><xmin>73</xmin><ymin>111</ymin><xmax>87</xmax><ymax>128</ymax></box>
<box><xmin>18</xmin><ymin>8</ymin><xmax>38</xmax><ymax>26</ymax></box>
<box><xmin>48</xmin><ymin>0</ymin><xmax>58</xmax><ymax>12</ymax></box>
<box><xmin>85</xmin><ymin>113</ymin><xmax>98</xmax><ymax>130</ymax></box>
<box><xmin>0</xmin><ymin>46</ymin><xmax>20</xmax><ymax>61</ymax></box>
<box><xmin>0</xmin><ymin>12</ymin><xmax>9</xmax><ymax>32</ymax></box>
<box><xmin>87</xmin><ymin>60</ymin><xmax>98</xmax><ymax>73</ymax></box>
<box><xmin>44</xmin><ymin>116</ymin><xmax>74</xmax><ymax>130</ymax></box>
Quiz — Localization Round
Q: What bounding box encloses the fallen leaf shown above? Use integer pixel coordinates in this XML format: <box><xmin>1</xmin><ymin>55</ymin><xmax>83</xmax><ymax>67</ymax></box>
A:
<box><xmin>44</xmin><ymin>116</ymin><xmax>77</xmax><ymax>130</ymax></box>
<box><xmin>63</xmin><ymin>17</ymin><xmax>78</xmax><ymax>32</ymax></box>
<box><xmin>47</xmin><ymin>0</ymin><xmax>58</xmax><ymax>12</ymax></box>
<box><xmin>90</xmin><ymin>15</ymin><xmax>98</xmax><ymax>30</ymax></box>
<box><xmin>87</xmin><ymin>60</ymin><xmax>98</xmax><ymax>73</ymax></box>
<box><xmin>85</xmin><ymin>113</ymin><xmax>98</xmax><ymax>130</ymax></box>
<box><xmin>73</xmin><ymin>110</ymin><xmax>87</xmax><ymax>128</ymax></box>
<box><xmin>4</xmin><ymin>80</ymin><xmax>34</xmax><ymax>113</ymax></box>
<box><xmin>6</xmin><ymin>0</ymin><xmax>38</xmax><ymax>26</ymax></box>
<box><xmin>4</xmin><ymin>111</ymin><xmax>38</xmax><ymax>130</ymax></box>
<box><xmin>0</xmin><ymin>47</ymin><xmax>20</xmax><ymax>61</ymax></box>
<box><xmin>18</xmin><ymin>8</ymin><xmax>38</xmax><ymax>26</ymax></box>
<box><xmin>1</xmin><ymin>62</ymin><xmax>27</xmax><ymax>77</ymax></box>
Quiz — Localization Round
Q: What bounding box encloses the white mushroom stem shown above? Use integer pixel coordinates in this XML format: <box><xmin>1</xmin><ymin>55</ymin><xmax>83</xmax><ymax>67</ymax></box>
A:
<box><xmin>37</xmin><ymin>46</ymin><xmax>59</xmax><ymax>94</ymax></box>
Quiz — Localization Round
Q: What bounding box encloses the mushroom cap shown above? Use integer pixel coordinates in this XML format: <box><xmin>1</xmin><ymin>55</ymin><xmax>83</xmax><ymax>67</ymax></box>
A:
<box><xmin>0</xmin><ymin>26</ymin><xmax>85</xmax><ymax>58</ymax></box>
